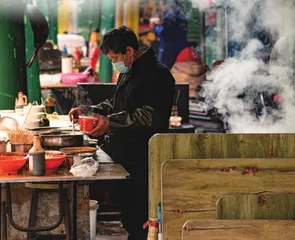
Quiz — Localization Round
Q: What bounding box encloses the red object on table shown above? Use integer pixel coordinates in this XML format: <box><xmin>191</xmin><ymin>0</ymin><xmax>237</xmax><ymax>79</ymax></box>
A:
<box><xmin>45</xmin><ymin>151</ymin><xmax>66</xmax><ymax>174</ymax></box>
<box><xmin>0</xmin><ymin>152</ymin><xmax>28</xmax><ymax>175</ymax></box>
<box><xmin>79</xmin><ymin>116</ymin><xmax>99</xmax><ymax>134</ymax></box>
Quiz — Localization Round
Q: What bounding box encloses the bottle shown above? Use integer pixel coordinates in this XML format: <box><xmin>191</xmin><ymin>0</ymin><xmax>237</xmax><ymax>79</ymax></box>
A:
<box><xmin>40</xmin><ymin>113</ymin><xmax>50</xmax><ymax>127</ymax></box>
<box><xmin>61</xmin><ymin>45</ymin><xmax>68</xmax><ymax>55</ymax></box>
<box><xmin>45</xmin><ymin>94</ymin><xmax>55</xmax><ymax>114</ymax></box>
<box><xmin>171</xmin><ymin>105</ymin><xmax>178</xmax><ymax>116</ymax></box>
<box><xmin>29</xmin><ymin>134</ymin><xmax>45</xmax><ymax>176</ymax></box>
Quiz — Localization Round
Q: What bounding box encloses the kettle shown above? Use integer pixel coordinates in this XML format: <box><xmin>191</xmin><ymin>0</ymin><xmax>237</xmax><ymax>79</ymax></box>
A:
<box><xmin>15</xmin><ymin>92</ymin><xmax>28</xmax><ymax>107</ymax></box>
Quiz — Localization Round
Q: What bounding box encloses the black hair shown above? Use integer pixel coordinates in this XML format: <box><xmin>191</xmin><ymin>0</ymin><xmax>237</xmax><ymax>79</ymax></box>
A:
<box><xmin>100</xmin><ymin>26</ymin><xmax>139</xmax><ymax>55</ymax></box>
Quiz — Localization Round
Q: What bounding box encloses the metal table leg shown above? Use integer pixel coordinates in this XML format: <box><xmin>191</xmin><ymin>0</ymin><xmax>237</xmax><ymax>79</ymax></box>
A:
<box><xmin>6</xmin><ymin>183</ymin><xmax>64</xmax><ymax>232</ymax></box>
<box><xmin>72</xmin><ymin>181</ymin><xmax>77</xmax><ymax>240</ymax></box>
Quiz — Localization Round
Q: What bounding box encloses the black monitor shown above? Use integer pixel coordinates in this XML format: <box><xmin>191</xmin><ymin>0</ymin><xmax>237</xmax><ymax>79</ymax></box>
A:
<box><xmin>77</xmin><ymin>83</ymin><xmax>189</xmax><ymax>122</ymax></box>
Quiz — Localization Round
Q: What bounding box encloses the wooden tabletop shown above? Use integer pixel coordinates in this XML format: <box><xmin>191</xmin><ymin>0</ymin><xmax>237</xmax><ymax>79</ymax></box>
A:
<box><xmin>0</xmin><ymin>164</ymin><xmax>129</xmax><ymax>183</ymax></box>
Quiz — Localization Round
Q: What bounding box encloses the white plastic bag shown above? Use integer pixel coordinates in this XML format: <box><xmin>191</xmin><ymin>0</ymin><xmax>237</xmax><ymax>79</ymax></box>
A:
<box><xmin>70</xmin><ymin>157</ymin><xmax>99</xmax><ymax>177</ymax></box>
<box><xmin>95</xmin><ymin>147</ymin><xmax>112</xmax><ymax>162</ymax></box>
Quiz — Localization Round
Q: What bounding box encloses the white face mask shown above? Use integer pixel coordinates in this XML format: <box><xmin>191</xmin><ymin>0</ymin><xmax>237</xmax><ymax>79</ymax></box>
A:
<box><xmin>112</xmin><ymin>55</ymin><xmax>130</xmax><ymax>73</ymax></box>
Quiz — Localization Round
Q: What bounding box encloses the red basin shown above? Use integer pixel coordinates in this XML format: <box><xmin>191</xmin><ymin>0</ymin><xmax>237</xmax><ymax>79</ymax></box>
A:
<box><xmin>0</xmin><ymin>152</ymin><xmax>28</xmax><ymax>175</ymax></box>
<box><xmin>45</xmin><ymin>151</ymin><xmax>66</xmax><ymax>174</ymax></box>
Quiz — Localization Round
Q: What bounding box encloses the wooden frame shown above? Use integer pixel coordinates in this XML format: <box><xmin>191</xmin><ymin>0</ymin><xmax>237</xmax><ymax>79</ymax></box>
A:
<box><xmin>161</xmin><ymin>158</ymin><xmax>295</xmax><ymax>239</ymax></box>
<box><xmin>149</xmin><ymin>133</ymin><xmax>295</xmax><ymax>219</ymax></box>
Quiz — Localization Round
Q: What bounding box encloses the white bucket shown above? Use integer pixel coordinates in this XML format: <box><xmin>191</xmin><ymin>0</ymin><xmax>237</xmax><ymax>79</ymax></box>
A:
<box><xmin>89</xmin><ymin>200</ymin><xmax>99</xmax><ymax>240</ymax></box>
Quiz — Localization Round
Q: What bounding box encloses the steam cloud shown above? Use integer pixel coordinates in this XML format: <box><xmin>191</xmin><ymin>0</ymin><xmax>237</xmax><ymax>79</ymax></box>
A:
<box><xmin>192</xmin><ymin>0</ymin><xmax>295</xmax><ymax>133</ymax></box>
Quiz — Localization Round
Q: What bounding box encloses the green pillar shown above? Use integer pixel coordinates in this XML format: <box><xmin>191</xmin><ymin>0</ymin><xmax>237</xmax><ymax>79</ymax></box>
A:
<box><xmin>99</xmin><ymin>0</ymin><xmax>115</xmax><ymax>83</ymax></box>
<box><xmin>48</xmin><ymin>0</ymin><xmax>58</xmax><ymax>45</ymax></box>
<box><xmin>0</xmin><ymin>0</ymin><xmax>26</xmax><ymax>110</ymax></box>
<box><xmin>25</xmin><ymin>0</ymin><xmax>41</xmax><ymax>104</ymax></box>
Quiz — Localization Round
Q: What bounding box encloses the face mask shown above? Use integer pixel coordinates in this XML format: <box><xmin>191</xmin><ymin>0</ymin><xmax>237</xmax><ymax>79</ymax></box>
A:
<box><xmin>112</xmin><ymin>55</ymin><xmax>130</xmax><ymax>73</ymax></box>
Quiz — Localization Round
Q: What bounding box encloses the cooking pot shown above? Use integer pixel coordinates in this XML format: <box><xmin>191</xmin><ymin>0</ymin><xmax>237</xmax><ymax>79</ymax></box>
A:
<box><xmin>64</xmin><ymin>152</ymin><xmax>95</xmax><ymax>170</ymax></box>
<box><xmin>0</xmin><ymin>138</ymin><xmax>7</xmax><ymax>152</ymax></box>
<box><xmin>40</xmin><ymin>131</ymin><xmax>84</xmax><ymax>148</ymax></box>
<box><xmin>60</xmin><ymin>147</ymin><xmax>97</xmax><ymax>170</ymax></box>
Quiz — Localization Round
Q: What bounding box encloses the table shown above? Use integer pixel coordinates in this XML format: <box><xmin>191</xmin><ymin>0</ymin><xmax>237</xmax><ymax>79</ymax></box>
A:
<box><xmin>0</xmin><ymin>164</ymin><xmax>129</xmax><ymax>240</ymax></box>
<box><xmin>168</xmin><ymin>123</ymin><xmax>195</xmax><ymax>133</ymax></box>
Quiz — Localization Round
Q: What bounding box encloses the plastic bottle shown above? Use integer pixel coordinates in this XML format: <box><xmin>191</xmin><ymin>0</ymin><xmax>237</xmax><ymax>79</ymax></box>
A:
<box><xmin>29</xmin><ymin>134</ymin><xmax>45</xmax><ymax>176</ymax></box>
<box><xmin>61</xmin><ymin>45</ymin><xmax>68</xmax><ymax>55</ymax></box>
<box><xmin>45</xmin><ymin>94</ymin><xmax>55</xmax><ymax>114</ymax></box>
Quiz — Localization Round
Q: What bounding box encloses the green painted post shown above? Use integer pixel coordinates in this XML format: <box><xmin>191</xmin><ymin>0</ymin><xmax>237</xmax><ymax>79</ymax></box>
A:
<box><xmin>0</xmin><ymin>0</ymin><xmax>26</xmax><ymax>110</ymax></box>
<box><xmin>25</xmin><ymin>0</ymin><xmax>42</xmax><ymax>104</ymax></box>
<box><xmin>99</xmin><ymin>0</ymin><xmax>115</xmax><ymax>83</ymax></box>
<box><xmin>48</xmin><ymin>0</ymin><xmax>58</xmax><ymax>45</ymax></box>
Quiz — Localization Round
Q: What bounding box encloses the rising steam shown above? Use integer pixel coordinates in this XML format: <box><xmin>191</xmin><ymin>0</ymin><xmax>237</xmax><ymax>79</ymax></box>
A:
<box><xmin>192</xmin><ymin>0</ymin><xmax>295</xmax><ymax>133</ymax></box>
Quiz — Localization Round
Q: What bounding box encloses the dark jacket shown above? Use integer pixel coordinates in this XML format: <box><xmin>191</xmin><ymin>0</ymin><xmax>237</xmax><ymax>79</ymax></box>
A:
<box><xmin>153</xmin><ymin>8</ymin><xmax>188</xmax><ymax>69</ymax></box>
<box><xmin>91</xmin><ymin>47</ymin><xmax>175</xmax><ymax>161</ymax></box>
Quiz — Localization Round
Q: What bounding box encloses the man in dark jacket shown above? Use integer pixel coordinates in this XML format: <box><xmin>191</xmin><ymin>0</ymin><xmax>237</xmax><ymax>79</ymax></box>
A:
<box><xmin>69</xmin><ymin>26</ymin><xmax>175</xmax><ymax>239</ymax></box>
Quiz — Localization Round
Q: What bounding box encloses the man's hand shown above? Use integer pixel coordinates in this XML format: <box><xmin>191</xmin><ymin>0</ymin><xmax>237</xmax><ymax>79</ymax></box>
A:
<box><xmin>68</xmin><ymin>107</ymin><xmax>86</xmax><ymax>123</ymax></box>
<box><xmin>89</xmin><ymin>114</ymin><xmax>110</xmax><ymax>137</ymax></box>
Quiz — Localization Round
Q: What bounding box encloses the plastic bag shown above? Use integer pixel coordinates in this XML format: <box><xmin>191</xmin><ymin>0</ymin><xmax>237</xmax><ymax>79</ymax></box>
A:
<box><xmin>95</xmin><ymin>147</ymin><xmax>112</xmax><ymax>162</ymax></box>
<box><xmin>69</xmin><ymin>157</ymin><xmax>99</xmax><ymax>177</ymax></box>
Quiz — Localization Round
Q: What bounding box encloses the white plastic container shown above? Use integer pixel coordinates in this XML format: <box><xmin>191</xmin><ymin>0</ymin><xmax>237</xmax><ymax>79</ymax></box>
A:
<box><xmin>90</xmin><ymin>200</ymin><xmax>99</xmax><ymax>240</ymax></box>
<box><xmin>62</xmin><ymin>57</ymin><xmax>73</xmax><ymax>74</ymax></box>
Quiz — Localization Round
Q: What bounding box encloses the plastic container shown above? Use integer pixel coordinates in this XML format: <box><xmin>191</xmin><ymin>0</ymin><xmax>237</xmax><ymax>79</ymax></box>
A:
<box><xmin>0</xmin><ymin>152</ymin><xmax>28</xmax><ymax>175</ymax></box>
<box><xmin>90</xmin><ymin>200</ymin><xmax>99</xmax><ymax>240</ymax></box>
<box><xmin>61</xmin><ymin>57</ymin><xmax>73</xmax><ymax>73</ymax></box>
<box><xmin>45</xmin><ymin>151</ymin><xmax>66</xmax><ymax>174</ymax></box>
<box><xmin>61</xmin><ymin>73</ymin><xmax>89</xmax><ymax>85</ymax></box>
<box><xmin>79</xmin><ymin>116</ymin><xmax>99</xmax><ymax>134</ymax></box>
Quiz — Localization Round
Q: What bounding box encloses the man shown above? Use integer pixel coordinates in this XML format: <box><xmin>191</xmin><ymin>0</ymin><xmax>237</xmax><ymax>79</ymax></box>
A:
<box><xmin>69</xmin><ymin>26</ymin><xmax>175</xmax><ymax>239</ymax></box>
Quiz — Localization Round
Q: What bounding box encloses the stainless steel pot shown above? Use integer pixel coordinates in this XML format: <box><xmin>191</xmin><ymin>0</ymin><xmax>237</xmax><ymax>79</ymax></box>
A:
<box><xmin>65</xmin><ymin>152</ymin><xmax>95</xmax><ymax>170</ymax></box>
<box><xmin>11</xmin><ymin>144</ymin><xmax>33</xmax><ymax>153</ymax></box>
<box><xmin>40</xmin><ymin>131</ymin><xmax>84</xmax><ymax>148</ymax></box>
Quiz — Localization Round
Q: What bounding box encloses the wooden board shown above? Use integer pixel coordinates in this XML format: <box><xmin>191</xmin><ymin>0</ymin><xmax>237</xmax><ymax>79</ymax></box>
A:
<box><xmin>149</xmin><ymin>134</ymin><xmax>295</xmax><ymax>218</ymax></box>
<box><xmin>161</xmin><ymin>158</ymin><xmax>295</xmax><ymax>240</ymax></box>
<box><xmin>217</xmin><ymin>193</ymin><xmax>295</xmax><ymax>219</ymax></box>
<box><xmin>182</xmin><ymin>220</ymin><xmax>295</xmax><ymax>240</ymax></box>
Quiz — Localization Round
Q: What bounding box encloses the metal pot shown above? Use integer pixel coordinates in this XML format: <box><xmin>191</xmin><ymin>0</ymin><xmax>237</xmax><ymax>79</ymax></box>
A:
<box><xmin>40</xmin><ymin>131</ymin><xmax>84</xmax><ymax>148</ymax></box>
<box><xmin>65</xmin><ymin>152</ymin><xmax>95</xmax><ymax>170</ymax></box>
<box><xmin>11</xmin><ymin>144</ymin><xmax>33</xmax><ymax>153</ymax></box>
<box><xmin>0</xmin><ymin>142</ymin><xmax>7</xmax><ymax>152</ymax></box>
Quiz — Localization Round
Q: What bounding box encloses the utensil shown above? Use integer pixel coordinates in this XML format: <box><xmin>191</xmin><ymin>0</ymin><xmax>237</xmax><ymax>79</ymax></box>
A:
<box><xmin>79</xmin><ymin>116</ymin><xmax>99</xmax><ymax>134</ymax></box>
<box><xmin>11</xmin><ymin>144</ymin><xmax>33</xmax><ymax>153</ymax></box>
<box><xmin>0</xmin><ymin>117</ymin><xmax>19</xmax><ymax>131</ymax></box>
<box><xmin>25</xmin><ymin>4</ymin><xmax>49</xmax><ymax>67</ymax></box>
<box><xmin>40</xmin><ymin>131</ymin><xmax>84</xmax><ymax>148</ymax></box>
<box><xmin>71</xmin><ymin>114</ymin><xmax>75</xmax><ymax>135</ymax></box>
<box><xmin>21</xmin><ymin>103</ymin><xmax>33</xmax><ymax>130</ymax></box>
<box><xmin>64</xmin><ymin>152</ymin><xmax>95</xmax><ymax>170</ymax></box>
<box><xmin>60</xmin><ymin>146</ymin><xmax>97</xmax><ymax>155</ymax></box>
